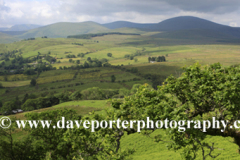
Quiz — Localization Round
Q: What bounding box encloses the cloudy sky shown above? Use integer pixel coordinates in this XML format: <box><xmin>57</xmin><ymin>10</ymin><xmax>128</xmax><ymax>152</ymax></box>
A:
<box><xmin>0</xmin><ymin>0</ymin><xmax>240</xmax><ymax>27</ymax></box>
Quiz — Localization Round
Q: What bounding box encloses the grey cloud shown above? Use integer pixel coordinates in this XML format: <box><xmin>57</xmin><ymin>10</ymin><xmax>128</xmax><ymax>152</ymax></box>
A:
<box><xmin>0</xmin><ymin>1</ymin><xmax>10</xmax><ymax>12</ymax></box>
<box><xmin>165</xmin><ymin>0</ymin><xmax>240</xmax><ymax>13</ymax></box>
<box><xmin>59</xmin><ymin>0</ymin><xmax>179</xmax><ymax>16</ymax></box>
<box><xmin>1</xmin><ymin>0</ymin><xmax>240</xmax><ymax>27</ymax></box>
<box><xmin>58</xmin><ymin>0</ymin><xmax>240</xmax><ymax>16</ymax></box>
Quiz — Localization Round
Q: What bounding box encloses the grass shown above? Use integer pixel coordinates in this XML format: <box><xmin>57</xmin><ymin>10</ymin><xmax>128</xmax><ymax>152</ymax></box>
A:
<box><xmin>2</xmin><ymin>100</ymin><xmax>109</xmax><ymax>120</ymax></box>
<box><xmin>0</xmin><ymin>67</ymin><xmax>146</xmax><ymax>103</ymax></box>
<box><xmin>0</xmin><ymin>80</ymin><xmax>30</xmax><ymax>87</ymax></box>
<box><xmin>121</xmin><ymin>129</ymin><xmax>240</xmax><ymax>160</ymax></box>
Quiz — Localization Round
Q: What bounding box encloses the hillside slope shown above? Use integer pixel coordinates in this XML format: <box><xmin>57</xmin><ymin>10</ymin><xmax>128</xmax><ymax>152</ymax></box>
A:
<box><xmin>6</xmin><ymin>24</ymin><xmax>42</xmax><ymax>31</ymax></box>
<box><xmin>103</xmin><ymin>16</ymin><xmax>240</xmax><ymax>39</ymax></box>
<box><xmin>102</xmin><ymin>21</ymin><xmax>155</xmax><ymax>29</ymax></box>
<box><xmin>0</xmin><ymin>32</ymin><xmax>20</xmax><ymax>43</ymax></box>
<box><xmin>17</xmin><ymin>22</ymin><xmax>109</xmax><ymax>39</ymax></box>
<box><xmin>149</xmin><ymin>16</ymin><xmax>240</xmax><ymax>38</ymax></box>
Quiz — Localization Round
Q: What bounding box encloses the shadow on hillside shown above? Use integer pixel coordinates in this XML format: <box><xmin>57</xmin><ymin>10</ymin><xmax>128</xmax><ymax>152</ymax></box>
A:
<box><xmin>126</xmin><ymin>63</ymin><xmax>184</xmax><ymax>78</ymax></box>
<box><xmin>120</xmin><ymin>31</ymin><xmax>240</xmax><ymax>46</ymax></box>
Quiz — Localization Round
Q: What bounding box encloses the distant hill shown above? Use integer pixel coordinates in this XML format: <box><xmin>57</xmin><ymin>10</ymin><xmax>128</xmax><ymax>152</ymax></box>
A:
<box><xmin>5</xmin><ymin>24</ymin><xmax>42</xmax><ymax>31</ymax></box>
<box><xmin>102</xmin><ymin>21</ymin><xmax>155</xmax><ymax>30</ymax></box>
<box><xmin>103</xmin><ymin>16</ymin><xmax>240</xmax><ymax>39</ymax></box>
<box><xmin>17</xmin><ymin>22</ymin><xmax>109</xmax><ymax>39</ymax></box>
<box><xmin>0</xmin><ymin>27</ymin><xmax>8</xmax><ymax>31</ymax></box>
<box><xmin>0</xmin><ymin>31</ymin><xmax>28</xmax><ymax>36</ymax></box>
<box><xmin>147</xmin><ymin>16</ymin><xmax>227</xmax><ymax>31</ymax></box>
<box><xmin>148</xmin><ymin>16</ymin><xmax>240</xmax><ymax>38</ymax></box>
<box><xmin>1</xmin><ymin>16</ymin><xmax>240</xmax><ymax>43</ymax></box>
<box><xmin>0</xmin><ymin>32</ymin><xmax>20</xmax><ymax>44</ymax></box>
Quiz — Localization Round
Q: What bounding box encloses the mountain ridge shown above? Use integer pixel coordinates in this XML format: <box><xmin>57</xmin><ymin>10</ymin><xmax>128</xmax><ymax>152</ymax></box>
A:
<box><xmin>1</xmin><ymin>16</ymin><xmax>240</xmax><ymax>43</ymax></box>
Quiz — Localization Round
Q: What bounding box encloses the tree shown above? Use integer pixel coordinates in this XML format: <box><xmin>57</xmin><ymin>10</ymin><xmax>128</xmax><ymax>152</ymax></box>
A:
<box><xmin>130</xmin><ymin>84</ymin><xmax>142</xmax><ymax>94</ymax></box>
<box><xmin>112</xmin><ymin>63</ymin><xmax>240</xmax><ymax>160</ymax></box>
<box><xmin>24</xmin><ymin>109</ymin><xmax>80</xmax><ymax>159</ymax></box>
<box><xmin>0</xmin><ymin>122</ymin><xmax>45</xmax><ymax>160</ymax></box>
<box><xmin>130</xmin><ymin>55</ymin><xmax>134</xmax><ymax>60</ymax></box>
<box><xmin>69</xmin><ymin>59</ymin><xmax>73</xmax><ymax>63</ymax></box>
<box><xmin>107</xmin><ymin>53</ymin><xmax>112</xmax><ymax>57</ymax></box>
<box><xmin>119</xmin><ymin>88</ymin><xmax>130</xmax><ymax>97</ymax></box>
<box><xmin>22</xmin><ymin>93</ymin><xmax>29</xmax><ymax>104</ymax></box>
<box><xmin>87</xmin><ymin>57</ymin><xmax>92</xmax><ymax>62</ymax></box>
<box><xmin>81</xmin><ymin>87</ymin><xmax>104</xmax><ymax>100</ymax></box>
<box><xmin>70</xmin><ymin>90</ymin><xmax>82</xmax><ymax>100</ymax></box>
<box><xmin>0</xmin><ymin>101</ymin><xmax>16</xmax><ymax>114</ymax></box>
<box><xmin>30</xmin><ymin>79</ymin><xmax>37</xmax><ymax>86</ymax></box>
<box><xmin>76</xmin><ymin>60</ymin><xmax>80</xmax><ymax>64</ymax></box>
<box><xmin>0</xmin><ymin>83</ymin><xmax>3</xmax><ymax>88</ymax></box>
<box><xmin>84</xmin><ymin>61</ymin><xmax>89</xmax><ymax>68</ymax></box>
<box><xmin>111</xmin><ymin>75</ymin><xmax>116</xmax><ymax>82</ymax></box>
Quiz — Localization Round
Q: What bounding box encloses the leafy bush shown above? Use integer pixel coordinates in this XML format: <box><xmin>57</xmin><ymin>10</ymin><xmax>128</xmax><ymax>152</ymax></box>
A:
<box><xmin>70</xmin><ymin>91</ymin><xmax>82</xmax><ymax>100</ymax></box>
<box><xmin>81</xmin><ymin>87</ymin><xmax>105</xmax><ymax>100</ymax></box>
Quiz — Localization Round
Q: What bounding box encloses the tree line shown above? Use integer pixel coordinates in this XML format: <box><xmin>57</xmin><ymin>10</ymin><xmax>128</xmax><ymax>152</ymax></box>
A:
<box><xmin>148</xmin><ymin>56</ymin><xmax>166</xmax><ymax>62</ymax></box>
<box><xmin>67</xmin><ymin>32</ymin><xmax>140</xmax><ymax>39</ymax></box>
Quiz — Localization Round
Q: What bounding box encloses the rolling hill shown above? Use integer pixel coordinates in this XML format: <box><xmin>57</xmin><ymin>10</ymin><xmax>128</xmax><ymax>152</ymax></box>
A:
<box><xmin>151</xmin><ymin>29</ymin><xmax>240</xmax><ymax>41</ymax></box>
<box><xmin>17</xmin><ymin>21</ymin><xmax>109</xmax><ymax>39</ymax></box>
<box><xmin>0</xmin><ymin>32</ymin><xmax>20</xmax><ymax>43</ymax></box>
<box><xmin>102</xmin><ymin>21</ymin><xmax>155</xmax><ymax>30</ymax></box>
<box><xmin>0</xmin><ymin>24</ymin><xmax>42</xmax><ymax>36</ymax></box>
<box><xmin>0</xmin><ymin>16</ymin><xmax>240</xmax><ymax>43</ymax></box>
<box><xmin>5</xmin><ymin>24</ymin><xmax>42</xmax><ymax>31</ymax></box>
<box><xmin>0</xmin><ymin>27</ymin><xmax>8</xmax><ymax>31</ymax></box>
<box><xmin>102</xmin><ymin>16</ymin><xmax>240</xmax><ymax>39</ymax></box>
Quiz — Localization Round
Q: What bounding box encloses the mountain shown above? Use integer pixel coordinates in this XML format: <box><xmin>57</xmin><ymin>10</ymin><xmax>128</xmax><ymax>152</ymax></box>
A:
<box><xmin>102</xmin><ymin>16</ymin><xmax>240</xmax><ymax>39</ymax></box>
<box><xmin>102</xmin><ymin>21</ymin><xmax>155</xmax><ymax>29</ymax></box>
<box><xmin>0</xmin><ymin>31</ymin><xmax>28</xmax><ymax>36</ymax></box>
<box><xmin>147</xmin><ymin>16</ymin><xmax>227</xmax><ymax>31</ymax></box>
<box><xmin>17</xmin><ymin>22</ymin><xmax>109</xmax><ymax>39</ymax></box>
<box><xmin>103</xmin><ymin>16</ymin><xmax>233</xmax><ymax>31</ymax></box>
<box><xmin>0</xmin><ymin>24</ymin><xmax>41</xmax><ymax>37</ymax></box>
<box><xmin>5</xmin><ymin>24</ymin><xmax>42</xmax><ymax>31</ymax></box>
<box><xmin>1</xmin><ymin>16</ymin><xmax>240</xmax><ymax>42</ymax></box>
<box><xmin>0</xmin><ymin>27</ymin><xmax>8</xmax><ymax>31</ymax></box>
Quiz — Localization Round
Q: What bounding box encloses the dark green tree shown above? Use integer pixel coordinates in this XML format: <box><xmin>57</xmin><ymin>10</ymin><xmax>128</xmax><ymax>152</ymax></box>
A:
<box><xmin>111</xmin><ymin>75</ymin><xmax>116</xmax><ymax>82</ymax></box>
<box><xmin>0</xmin><ymin>122</ymin><xmax>45</xmax><ymax>160</ymax></box>
<box><xmin>107</xmin><ymin>53</ymin><xmax>112</xmax><ymax>57</ymax></box>
<box><xmin>30</xmin><ymin>79</ymin><xmax>37</xmax><ymax>86</ymax></box>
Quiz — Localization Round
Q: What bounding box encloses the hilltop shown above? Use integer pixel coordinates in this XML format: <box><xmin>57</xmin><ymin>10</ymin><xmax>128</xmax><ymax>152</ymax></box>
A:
<box><xmin>16</xmin><ymin>21</ymin><xmax>109</xmax><ymax>39</ymax></box>
<box><xmin>5</xmin><ymin>24</ymin><xmax>42</xmax><ymax>31</ymax></box>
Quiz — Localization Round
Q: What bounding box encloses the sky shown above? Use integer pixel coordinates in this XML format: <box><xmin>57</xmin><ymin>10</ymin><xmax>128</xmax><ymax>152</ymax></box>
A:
<box><xmin>0</xmin><ymin>0</ymin><xmax>240</xmax><ymax>27</ymax></box>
